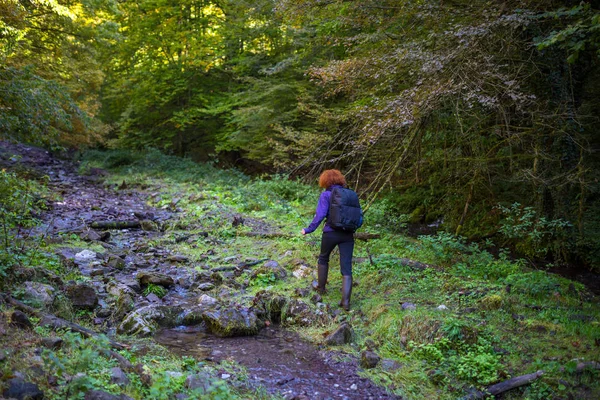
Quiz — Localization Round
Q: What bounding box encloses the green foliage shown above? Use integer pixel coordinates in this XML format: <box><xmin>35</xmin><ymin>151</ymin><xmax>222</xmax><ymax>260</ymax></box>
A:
<box><xmin>497</xmin><ymin>203</ymin><xmax>572</xmax><ymax>260</ymax></box>
<box><xmin>143</xmin><ymin>284</ymin><xmax>167</xmax><ymax>298</ymax></box>
<box><xmin>0</xmin><ymin>169</ymin><xmax>49</xmax><ymax>278</ymax></box>
<box><xmin>503</xmin><ymin>270</ymin><xmax>578</xmax><ymax>299</ymax></box>
<box><xmin>534</xmin><ymin>4</ymin><xmax>600</xmax><ymax>64</ymax></box>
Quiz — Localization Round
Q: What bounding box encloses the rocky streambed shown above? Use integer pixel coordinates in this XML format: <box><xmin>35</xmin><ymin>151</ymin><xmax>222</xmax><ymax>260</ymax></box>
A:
<box><xmin>1</xmin><ymin>142</ymin><xmax>398</xmax><ymax>400</ymax></box>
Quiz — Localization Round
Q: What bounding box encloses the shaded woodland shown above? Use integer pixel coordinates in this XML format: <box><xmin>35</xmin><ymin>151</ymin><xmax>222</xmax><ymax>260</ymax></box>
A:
<box><xmin>2</xmin><ymin>0</ymin><xmax>600</xmax><ymax>269</ymax></box>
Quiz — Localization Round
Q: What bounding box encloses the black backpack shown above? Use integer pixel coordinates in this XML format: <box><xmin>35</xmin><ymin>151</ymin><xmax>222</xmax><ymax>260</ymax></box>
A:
<box><xmin>328</xmin><ymin>187</ymin><xmax>363</xmax><ymax>232</ymax></box>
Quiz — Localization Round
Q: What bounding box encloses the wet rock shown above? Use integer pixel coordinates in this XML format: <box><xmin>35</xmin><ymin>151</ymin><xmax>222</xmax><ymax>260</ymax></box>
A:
<box><xmin>210</xmin><ymin>271</ymin><xmax>223</xmax><ymax>284</ymax></box>
<box><xmin>401</xmin><ymin>302</ymin><xmax>416</xmax><ymax>310</ymax></box>
<box><xmin>118</xmin><ymin>305</ymin><xmax>183</xmax><ymax>336</ymax></box>
<box><xmin>137</xmin><ymin>272</ymin><xmax>174</xmax><ymax>288</ymax></box>
<box><xmin>23</xmin><ymin>281</ymin><xmax>56</xmax><ymax>307</ymax></box>
<box><xmin>283</xmin><ymin>299</ymin><xmax>314</xmax><ymax>326</ymax></box>
<box><xmin>11</xmin><ymin>311</ymin><xmax>33</xmax><ymax>329</ymax></box>
<box><xmin>110</xmin><ymin>367</ymin><xmax>130</xmax><ymax>387</ymax></box>
<box><xmin>253</xmin><ymin>291</ymin><xmax>287</xmax><ymax>323</ymax></box>
<box><xmin>197</xmin><ymin>282</ymin><xmax>215</xmax><ymax>291</ymax></box>
<box><xmin>292</xmin><ymin>265</ymin><xmax>312</xmax><ymax>279</ymax></box>
<box><xmin>198</xmin><ymin>294</ymin><xmax>218</xmax><ymax>307</ymax></box>
<box><xmin>146</xmin><ymin>293</ymin><xmax>162</xmax><ymax>303</ymax></box>
<box><xmin>121</xmin><ymin>278</ymin><xmax>141</xmax><ymax>293</ymax></box>
<box><xmin>75</xmin><ymin>249</ymin><xmax>97</xmax><ymax>261</ymax></box>
<box><xmin>381</xmin><ymin>359</ymin><xmax>402</xmax><ymax>372</ymax></box>
<box><xmin>295</xmin><ymin>287</ymin><xmax>309</xmax><ymax>297</ymax></box>
<box><xmin>107</xmin><ymin>254</ymin><xmax>126</xmax><ymax>270</ymax></box>
<box><xmin>202</xmin><ymin>306</ymin><xmax>258</xmax><ymax>337</ymax></box>
<box><xmin>65</xmin><ymin>284</ymin><xmax>98</xmax><ymax>310</ymax></box>
<box><xmin>168</xmin><ymin>255</ymin><xmax>189</xmax><ymax>263</ymax></box>
<box><xmin>140</xmin><ymin>220</ymin><xmax>158</xmax><ymax>231</ymax></box>
<box><xmin>2</xmin><ymin>377</ymin><xmax>44</xmax><ymax>400</ymax></box>
<box><xmin>81</xmin><ymin>229</ymin><xmax>101</xmax><ymax>242</ymax></box>
<box><xmin>41</xmin><ymin>337</ymin><xmax>63</xmax><ymax>349</ymax></box>
<box><xmin>324</xmin><ymin>323</ymin><xmax>354</xmax><ymax>346</ymax></box>
<box><xmin>84</xmin><ymin>390</ymin><xmax>133</xmax><ymax>400</ymax></box>
<box><xmin>360</xmin><ymin>350</ymin><xmax>381</xmax><ymax>369</ymax></box>
<box><xmin>185</xmin><ymin>371</ymin><xmax>213</xmax><ymax>393</ymax></box>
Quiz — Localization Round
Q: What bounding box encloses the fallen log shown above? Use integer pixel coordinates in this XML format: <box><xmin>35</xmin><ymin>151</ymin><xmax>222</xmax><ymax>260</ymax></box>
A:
<box><xmin>5</xmin><ymin>296</ymin><xmax>127</xmax><ymax>350</ymax></box>
<box><xmin>397</xmin><ymin>258</ymin><xmax>437</xmax><ymax>270</ymax></box>
<box><xmin>212</xmin><ymin>258</ymin><xmax>268</xmax><ymax>272</ymax></box>
<box><xmin>90</xmin><ymin>221</ymin><xmax>141</xmax><ymax>230</ymax></box>
<box><xmin>237</xmin><ymin>231</ymin><xmax>380</xmax><ymax>240</ymax></box>
<box><xmin>461</xmin><ymin>370</ymin><xmax>544</xmax><ymax>399</ymax></box>
<box><xmin>577</xmin><ymin>361</ymin><xmax>600</xmax><ymax>372</ymax></box>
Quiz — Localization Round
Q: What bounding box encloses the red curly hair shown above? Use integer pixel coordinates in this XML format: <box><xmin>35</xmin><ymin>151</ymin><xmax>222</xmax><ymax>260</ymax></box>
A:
<box><xmin>319</xmin><ymin>169</ymin><xmax>346</xmax><ymax>189</ymax></box>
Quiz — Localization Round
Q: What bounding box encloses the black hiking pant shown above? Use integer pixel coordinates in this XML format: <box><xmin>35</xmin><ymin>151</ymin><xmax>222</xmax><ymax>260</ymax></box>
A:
<box><xmin>318</xmin><ymin>231</ymin><xmax>354</xmax><ymax>276</ymax></box>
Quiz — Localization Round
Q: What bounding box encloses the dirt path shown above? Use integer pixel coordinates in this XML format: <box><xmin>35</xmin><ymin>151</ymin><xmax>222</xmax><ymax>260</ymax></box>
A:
<box><xmin>1</xmin><ymin>142</ymin><xmax>399</xmax><ymax>400</ymax></box>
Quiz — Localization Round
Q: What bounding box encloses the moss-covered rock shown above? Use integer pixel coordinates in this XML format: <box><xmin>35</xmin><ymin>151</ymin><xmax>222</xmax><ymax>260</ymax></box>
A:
<box><xmin>202</xmin><ymin>306</ymin><xmax>258</xmax><ymax>337</ymax></box>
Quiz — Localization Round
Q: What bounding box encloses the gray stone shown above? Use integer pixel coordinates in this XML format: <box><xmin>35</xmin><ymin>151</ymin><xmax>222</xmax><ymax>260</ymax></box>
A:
<box><xmin>146</xmin><ymin>293</ymin><xmax>161</xmax><ymax>303</ymax></box>
<box><xmin>110</xmin><ymin>367</ymin><xmax>130</xmax><ymax>387</ymax></box>
<box><xmin>360</xmin><ymin>350</ymin><xmax>381</xmax><ymax>369</ymax></box>
<box><xmin>3</xmin><ymin>377</ymin><xmax>44</xmax><ymax>400</ymax></box>
<box><xmin>185</xmin><ymin>372</ymin><xmax>213</xmax><ymax>394</ymax></box>
<box><xmin>202</xmin><ymin>306</ymin><xmax>258</xmax><ymax>337</ymax></box>
<box><xmin>75</xmin><ymin>249</ymin><xmax>97</xmax><ymax>261</ymax></box>
<box><xmin>401</xmin><ymin>302</ymin><xmax>416</xmax><ymax>310</ymax></box>
<box><xmin>283</xmin><ymin>299</ymin><xmax>314</xmax><ymax>326</ymax></box>
<box><xmin>41</xmin><ymin>337</ymin><xmax>63</xmax><ymax>349</ymax></box>
<box><xmin>23</xmin><ymin>281</ymin><xmax>56</xmax><ymax>307</ymax></box>
<box><xmin>118</xmin><ymin>305</ymin><xmax>184</xmax><ymax>336</ymax></box>
<box><xmin>81</xmin><ymin>230</ymin><xmax>101</xmax><ymax>242</ymax></box>
<box><xmin>11</xmin><ymin>311</ymin><xmax>33</xmax><ymax>329</ymax></box>
<box><xmin>84</xmin><ymin>390</ymin><xmax>134</xmax><ymax>400</ymax></box>
<box><xmin>197</xmin><ymin>282</ymin><xmax>215</xmax><ymax>291</ymax></box>
<box><xmin>198</xmin><ymin>294</ymin><xmax>218</xmax><ymax>307</ymax></box>
<box><xmin>137</xmin><ymin>272</ymin><xmax>174</xmax><ymax>288</ymax></box>
<box><xmin>324</xmin><ymin>323</ymin><xmax>354</xmax><ymax>346</ymax></box>
<box><xmin>65</xmin><ymin>284</ymin><xmax>98</xmax><ymax>310</ymax></box>
<box><xmin>381</xmin><ymin>358</ymin><xmax>402</xmax><ymax>372</ymax></box>
<box><xmin>437</xmin><ymin>304</ymin><xmax>448</xmax><ymax>310</ymax></box>
<box><xmin>107</xmin><ymin>254</ymin><xmax>126</xmax><ymax>270</ymax></box>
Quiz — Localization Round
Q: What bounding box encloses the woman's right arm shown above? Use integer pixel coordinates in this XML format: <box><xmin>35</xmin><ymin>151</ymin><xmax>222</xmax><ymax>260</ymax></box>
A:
<box><xmin>303</xmin><ymin>192</ymin><xmax>329</xmax><ymax>234</ymax></box>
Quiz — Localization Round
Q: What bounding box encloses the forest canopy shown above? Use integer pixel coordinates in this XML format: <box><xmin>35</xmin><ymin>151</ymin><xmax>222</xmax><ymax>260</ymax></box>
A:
<box><xmin>2</xmin><ymin>0</ymin><xmax>600</xmax><ymax>269</ymax></box>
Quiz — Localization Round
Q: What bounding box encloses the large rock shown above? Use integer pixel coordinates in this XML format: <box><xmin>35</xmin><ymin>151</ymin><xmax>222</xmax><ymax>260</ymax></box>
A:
<box><xmin>324</xmin><ymin>323</ymin><xmax>354</xmax><ymax>346</ymax></box>
<box><xmin>110</xmin><ymin>367</ymin><xmax>130</xmax><ymax>387</ymax></box>
<box><xmin>185</xmin><ymin>372</ymin><xmax>213</xmax><ymax>394</ymax></box>
<box><xmin>23</xmin><ymin>281</ymin><xmax>56</xmax><ymax>307</ymax></box>
<box><xmin>11</xmin><ymin>311</ymin><xmax>33</xmax><ymax>329</ymax></box>
<box><xmin>106</xmin><ymin>254</ymin><xmax>126</xmax><ymax>270</ymax></box>
<box><xmin>3</xmin><ymin>377</ymin><xmax>44</xmax><ymax>400</ymax></box>
<box><xmin>360</xmin><ymin>350</ymin><xmax>381</xmax><ymax>369</ymax></box>
<box><xmin>137</xmin><ymin>272</ymin><xmax>174</xmax><ymax>288</ymax></box>
<box><xmin>283</xmin><ymin>299</ymin><xmax>314</xmax><ymax>326</ymax></box>
<box><xmin>65</xmin><ymin>284</ymin><xmax>98</xmax><ymax>310</ymax></box>
<box><xmin>84</xmin><ymin>390</ymin><xmax>133</xmax><ymax>400</ymax></box>
<box><xmin>253</xmin><ymin>291</ymin><xmax>287</xmax><ymax>323</ymax></box>
<box><xmin>202</xmin><ymin>306</ymin><xmax>258</xmax><ymax>337</ymax></box>
<box><xmin>118</xmin><ymin>305</ymin><xmax>183</xmax><ymax>337</ymax></box>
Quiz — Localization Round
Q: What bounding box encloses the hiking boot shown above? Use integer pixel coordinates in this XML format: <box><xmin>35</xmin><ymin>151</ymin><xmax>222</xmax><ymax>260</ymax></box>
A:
<box><xmin>340</xmin><ymin>275</ymin><xmax>352</xmax><ymax>311</ymax></box>
<box><xmin>311</xmin><ymin>264</ymin><xmax>329</xmax><ymax>294</ymax></box>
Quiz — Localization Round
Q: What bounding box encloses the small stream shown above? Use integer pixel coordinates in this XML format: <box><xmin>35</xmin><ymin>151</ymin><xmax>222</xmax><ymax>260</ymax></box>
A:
<box><xmin>155</xmin><ymin>325</ymin><xmax>397</xmax><ymax>400</ymax></box>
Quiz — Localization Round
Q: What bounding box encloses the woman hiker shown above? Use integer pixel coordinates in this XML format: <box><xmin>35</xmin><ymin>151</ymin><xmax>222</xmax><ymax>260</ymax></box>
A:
<box><xmin>301</xmin><ymin>169</ymin><xmax>357</xmax><ymax>311</ymax></box>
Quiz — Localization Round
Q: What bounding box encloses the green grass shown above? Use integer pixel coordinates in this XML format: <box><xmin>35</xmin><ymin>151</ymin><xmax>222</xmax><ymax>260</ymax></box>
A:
<box><xmin>3</xmin><ymin>148</ymin><xmax>598</xmax><ymax>399</ymax></box>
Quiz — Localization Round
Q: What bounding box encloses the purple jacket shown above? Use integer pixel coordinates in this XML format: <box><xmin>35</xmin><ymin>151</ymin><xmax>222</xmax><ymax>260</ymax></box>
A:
<box><xmin>304</xmin><ymin>185</ymin><xmax>343</xmax><ymax>234</ymax></box>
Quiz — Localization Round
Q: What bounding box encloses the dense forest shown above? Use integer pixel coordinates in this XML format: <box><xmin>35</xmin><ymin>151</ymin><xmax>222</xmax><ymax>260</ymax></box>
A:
<box><xmin>2</xmin><ymin>2</ymin><xmax>600</xmax><ymax>399</ymax></box>
<box><xmin>2</xmin><ymin>0</ymin><xmax>600</xmax><ymax>265</ymax></box>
